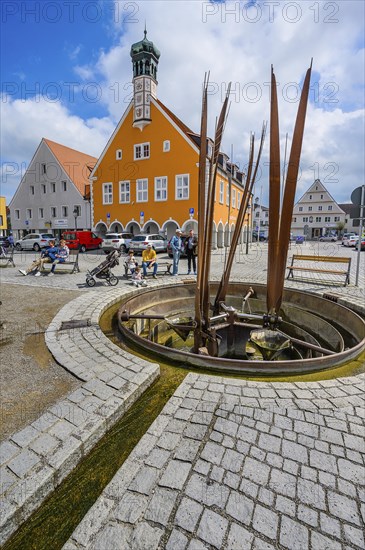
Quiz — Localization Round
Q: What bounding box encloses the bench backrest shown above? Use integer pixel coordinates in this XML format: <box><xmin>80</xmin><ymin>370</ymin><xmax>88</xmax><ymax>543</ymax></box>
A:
<box><xmin>292</xmin><ymin>255</ymin><xmax>350</xmax><ymax>264</ymax></box>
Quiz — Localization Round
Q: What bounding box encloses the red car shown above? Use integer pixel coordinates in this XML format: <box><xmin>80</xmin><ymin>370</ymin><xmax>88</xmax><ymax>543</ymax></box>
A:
<box><xmin>62</xmin><ymin>231</ymin><xmax>102</xmax><ymax>252</ymax></box>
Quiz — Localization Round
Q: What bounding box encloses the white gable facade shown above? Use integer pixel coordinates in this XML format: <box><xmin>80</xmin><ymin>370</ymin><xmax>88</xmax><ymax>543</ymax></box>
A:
<box><xmin>292</xmin><ymin>179</ymin><xmax>345</xmax><ymax>238</ymax></box>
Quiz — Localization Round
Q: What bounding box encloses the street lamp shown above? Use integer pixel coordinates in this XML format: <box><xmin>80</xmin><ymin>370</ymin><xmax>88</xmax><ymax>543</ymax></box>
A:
<box><xmin>73</xmin><ymin>207</ymin><xmax>79</xmax><ymax>230</ymax></box>
<box><xmin>246</xmin><ymin>204</ymin><xmax>251</xmax><ymax>254</ymax></box>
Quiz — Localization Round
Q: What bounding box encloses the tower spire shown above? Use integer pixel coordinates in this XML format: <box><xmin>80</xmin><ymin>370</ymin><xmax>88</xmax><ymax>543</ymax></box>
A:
<box><xmin>130</xmin><ymin>30</ymin><xmax>161</xmax><ymax>131</ymax></box>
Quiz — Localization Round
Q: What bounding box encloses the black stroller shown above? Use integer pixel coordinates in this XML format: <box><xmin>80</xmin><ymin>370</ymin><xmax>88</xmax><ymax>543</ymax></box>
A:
<box><xmin>86</xmin><ymin>250</ymin><xmax>121</xmax><ymax>287</ymax></box>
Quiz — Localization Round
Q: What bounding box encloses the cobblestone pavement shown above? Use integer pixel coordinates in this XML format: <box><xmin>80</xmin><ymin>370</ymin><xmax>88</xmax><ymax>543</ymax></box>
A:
<box><xmin>65</xmin><ymin>373</ymin><xmax>365</xmax><ymax>550</ymax></box>
<box><xmin>1</xmin><ymin>242</ymin><xmax>364</xmax><ymax>548</ymax></box>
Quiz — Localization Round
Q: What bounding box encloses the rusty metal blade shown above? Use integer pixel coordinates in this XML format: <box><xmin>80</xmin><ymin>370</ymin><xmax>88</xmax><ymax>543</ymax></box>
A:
<box><xmin>273</xmin><ymin>63</ymin><xmax>312</xmax><ymax>313</ymax></box>
<box><xmin>201</xmin><ymin>84</ymin><xmax>231</xmax><ymax>329</ymax></box>
<box><xmin>266</xmin><ymin>66</ymin><xmax>281</xmax><ymax>314</ymax></box>
<box><xmin>194</xmin><ymin>73</ymin><xmax>209</xmax><ymax>351</ymax></box>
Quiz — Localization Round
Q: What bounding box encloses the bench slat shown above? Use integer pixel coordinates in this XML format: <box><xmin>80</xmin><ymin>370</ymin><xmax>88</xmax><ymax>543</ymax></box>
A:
<box><xmin>287</xmin><ymin>254</ymin><xmax>351</xmax><ymax>286</ymax></box>
<box><xmin>291</xmin><ymin>254</ymin><xmax>350</xmax><ymax>264</ymax></box>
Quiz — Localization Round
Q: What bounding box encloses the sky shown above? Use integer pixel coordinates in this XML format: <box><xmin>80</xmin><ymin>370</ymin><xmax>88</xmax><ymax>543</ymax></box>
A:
<box><xmin>1</xmin><ymin>0</ymin><xmax>364</xmax><ymax>206</ymax></box>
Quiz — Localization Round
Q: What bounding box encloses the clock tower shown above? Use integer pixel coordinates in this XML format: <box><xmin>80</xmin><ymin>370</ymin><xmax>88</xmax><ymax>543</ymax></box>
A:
<box><xmin>130</xmin><ymin>29</ymin><xmax>161</xmax><ymax>131</ymax></box>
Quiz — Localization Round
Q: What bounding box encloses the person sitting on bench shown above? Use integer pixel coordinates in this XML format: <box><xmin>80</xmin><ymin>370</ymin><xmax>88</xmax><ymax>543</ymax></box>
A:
<box><xmin>142</xmin><ymin>243</ymin><xmax>158</xmax><ymax>279</ymax></box>
<box><xmin>48</xmin><ymin>239</ymin><xmax>70</xmax><ymax>276</ymax></box>
<box><xmin>19</xmin><ymin>240</ymin><xmax>58</xmax><ymax>276</ymax></box>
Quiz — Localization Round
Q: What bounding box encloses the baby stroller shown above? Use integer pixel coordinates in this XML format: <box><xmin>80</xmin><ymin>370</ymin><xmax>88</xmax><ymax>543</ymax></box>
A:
<box><xmin>86</xmin><ymin>250</ymin><xmax>121</xmax><ymax>287</ymax></box>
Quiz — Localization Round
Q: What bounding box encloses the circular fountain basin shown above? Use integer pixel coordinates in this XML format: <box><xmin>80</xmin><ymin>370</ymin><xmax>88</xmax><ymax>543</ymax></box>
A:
<box><xmin>118</xmin><ymin>282</ymin><xmax>365</xmax><ymax>375</ymax></box>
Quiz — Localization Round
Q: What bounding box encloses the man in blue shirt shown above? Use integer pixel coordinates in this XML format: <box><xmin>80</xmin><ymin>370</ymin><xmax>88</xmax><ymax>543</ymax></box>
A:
<box><xmin>170</xmin><ymin>229</ymin><xmax>183</xmax><ymax>276</ymax></box>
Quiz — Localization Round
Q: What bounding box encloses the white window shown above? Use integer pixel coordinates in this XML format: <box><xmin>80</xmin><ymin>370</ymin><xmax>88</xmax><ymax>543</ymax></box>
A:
<box><xmin>309</xmin><ymin>194</ymin><xmax>312</xmax><ymax>199</ymax></box>
<box><xmin>237</xmin><ymin>192</ymin><xmax>241</xmax><ymax>209</ymax></box>
<box><xmin>328</xmin><ymin>205</ymin><xmax>333</xmax><ymax>211</ymax></box>
<box><xmin>175</xmin><ymin>174</ymin><xmax>189</xmax><ymax>200</ymax></box>
<box><xmin>226</xmin><ymin>184</ymin><xmax>230</xmax><ymax>206</ymax></box>
<box><xmin>219</xmin><ymin>181</ymin><xmax>224</xmax><ymax>204</ymax></box>
<box><xmin>39</xmin><ymin>208</ymin><xmax>44</xmax><ymax>219</ymax></box>
<box><xmin>62</xmin><ymin>206</ymin><xmax>68</xmax><ymax>217</ymax></box>
<box><xmin>308</xmin><ymin>206</ymin><xmax>312</xmax><ymax>212</ymax></box>
<box><xmin>119</xmin><ymin>181</ymin><xmax>130</xmax><ymax>203</ymax></box>
<box><xmin>316</xmin><ymin>216</ymin><xmax>322</xmax><ymax>222</ymax></box>
<box><xmin>163</xmin><ymin>140</ymin><xmax>170</xmax><ymax>152</ymax></box>
<box><xmin>116</xmin><ymin>149</ymin><xmax>122</xmax><ymax>160</ymax></box>
<box><xmin>51</xmin><ymin>207</ymin><xmax>57</xmax><ymax>218</ymax></box>
<box><xmin>155</xmin><ymin>177</ymin><xmax>167</xmax><ymax>201</ymax></box>
<box><xmin>30</xmin><ymin>185</ymin><xmax>35</xmax><ymax>195</ymax></box>
<box><xmin>137</xmin><ymin>179</ymin><xmax>148</xmax><ymax>202</ymax></box>
<box><xmin>61</xmin><ymin>180</ymin><xmax>67</xmax><ymax>192</ymax></box>
<box><xmin>232</xmin><ymin>188</ymin><xmax>236</xmax><ymax>208</ymax></box>
<box><xmin>256</xmin><ymin>211</ymin><xmax>260</xmax><ymax>218</ymax></box>
<box><xmin>41</xmin><ymin>184</ymin><xmax>46</xmax><ymax>194</ymax></box>
<box><xmin>103</xmin><ymin>183</ymin><xmax>113</xmax><ymax>204</ymax></box>
<box><xmin>26</xmin><ymin>208</ymin><xmax>32</xmax><ymax>219</ymax></box>
<box><xmin>334</xmin><ymin>216</ymin><xmax>340</xmax><ymax>222</ymax></box>
<box><xmin>50</xmin><ymin>182</ymin><xmax>56</xmax><ymax>193</ymax></box>
<box><xmin>134</xmin><ymin>142</ymin><xmax>150</xmax><ymax>160</ymax></box>
<box><xmin>15</xmin><ymin>209</ymin><xmax>20</xmax><ymax>220</ymax></box>
<box><xmin>303</xmin><ymin>217</ymin><xmax>308</xmax><ymax>222</ymax></box>
<box><xmin>325</xmin><ymin>216</ymin><xmax>331</xmax><ymax>222</ymax></box>
<box><xmin>299</xmin><ymin>206</ymin><xmax>303</xmax><ymax>212</ymax></box>
<box><xmin>292</xmin><ymin>217</ymin><xmax>297</xmax><ymax>222</ymax></box>
<box><xmin>41</xmin><ymin>163</ymin><xmax>46</xmax><ymax>175</ymax></box>
<box><xmin>320</xmin><ymin>194</ymin><xmax>323</xmax><ymax>199</ymax></box>
<box><xmin>318</xmin><ymin>206</ymin><xmax>322</xmax><ymax>211</ymax></box>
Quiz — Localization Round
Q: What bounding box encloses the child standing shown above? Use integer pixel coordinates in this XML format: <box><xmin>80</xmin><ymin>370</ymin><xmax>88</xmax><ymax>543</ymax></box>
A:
<box><xmin>125</xmin><ymin>250</ymin><xmax>138</xmax><ymax>274</ymax></box>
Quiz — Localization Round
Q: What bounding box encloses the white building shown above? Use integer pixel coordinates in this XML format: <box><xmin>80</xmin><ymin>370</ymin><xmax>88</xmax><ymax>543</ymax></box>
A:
<box><xmin>292</xmin><ymin>179</ymin><xmax>345</xmax><ymax>239</ymax></box>
<box><xmin>9</xmin><ymin>138</ymin><xmax>97</xmax><ymax>239</ymax></box>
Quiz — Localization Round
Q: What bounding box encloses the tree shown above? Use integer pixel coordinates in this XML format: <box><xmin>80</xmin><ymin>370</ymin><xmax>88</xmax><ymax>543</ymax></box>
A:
<box><xmin>336</xmin><ymin>221</ymin><xmax>345</xmax><ymax>235</ymax></box>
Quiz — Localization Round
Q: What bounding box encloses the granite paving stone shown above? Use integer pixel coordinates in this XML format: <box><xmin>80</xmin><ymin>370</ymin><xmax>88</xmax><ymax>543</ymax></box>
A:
<box><xmin>174</xmin><ymin>496</ymin><xmax>203</xmax><ymax>532</ymax></box>
<box><xmin>252</xmin><ymin>504</ymin><xmax>279</xmax><ymax>540</ymax></box>
<box><xmin>196</xmin><ymin>509</ymin><xmax>228</xmax><ymax>549</ymax></box>
<box><xmin>159</xmin><ymin>459</ymin><xmax>191</xmax><ymax>490</ymax></box>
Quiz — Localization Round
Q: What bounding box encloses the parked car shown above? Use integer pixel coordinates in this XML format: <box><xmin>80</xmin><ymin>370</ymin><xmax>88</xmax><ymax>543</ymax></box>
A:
<box><xmin>355</xmin><ymin>237</ymin><xmax>365</xmax><ymax>251</ymax></box>
<box><xmin>319</xmin><ymin>234</ymin><xmax>337</xmax><ymax>242</ymax></box>
<box><xmin>101</xmin><ymin>232</ymin><xmax>133</xmax><ymax>254</ymax></box>
<box><xmin>62</xmin><ymin>231</ymin><xmax>102</xmax><ymax>252</ymax></box>
<box><xmin>343</xmin><ymin>235</ymin><xmax>359</xmax><ymax>247</ymax></box>
<box><xmin>252</xmin><ymin>231</ymin><xmax>267</xmax><ymax>242</ymax></box>
<box><xmin>15</xmin><ymin>233</ymin><xmax>55</xmax><ymax>251</ymax></box>
<box><xmin>167</xmin><ymin>235</ymin><xmax>188</xmax><ymax>258</ymax></box>
<box><xmin>341</xmin><ymin>233</ymin><xmax>356</xmax><ymax>245</ymax></box>
<box><xmin>129</xmin><ymin>234</ymin><xmax>168</xmax><ymax>254</ymax></box>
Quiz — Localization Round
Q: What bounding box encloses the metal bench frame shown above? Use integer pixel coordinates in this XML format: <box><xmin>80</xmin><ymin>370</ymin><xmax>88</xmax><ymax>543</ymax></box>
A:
<box><xmin>0</xmin><ymin>247</ymin><xmax>15</xmax><ymax>267</ymax></box>
<box><xmin>287</xmin><ymin>254</ymin><xmax>351</xmax><ymax>286</ymax></box>
<box><xmin>41</xmin><ymin>250</ymin><xmax>80</xmax><ymax>274</ymax></box>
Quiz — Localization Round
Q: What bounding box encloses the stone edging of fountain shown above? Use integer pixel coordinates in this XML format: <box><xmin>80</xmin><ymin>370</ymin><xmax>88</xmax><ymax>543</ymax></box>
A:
<box><xmin>0</xmin><ymin>284</ymin><xmax>161</xmax><ymax>545</ymax></box>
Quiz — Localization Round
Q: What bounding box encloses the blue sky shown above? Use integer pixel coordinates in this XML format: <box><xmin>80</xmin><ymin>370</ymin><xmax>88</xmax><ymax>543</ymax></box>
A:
<box><xmin>1</xmin><ymin>0</ymin><xmax>364</xmax><ymax>205</ymax></box>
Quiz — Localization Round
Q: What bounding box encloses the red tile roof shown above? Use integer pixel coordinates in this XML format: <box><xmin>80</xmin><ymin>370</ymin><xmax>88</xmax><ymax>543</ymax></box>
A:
<box><xmin>43</xmin><ymin>138</ymin><xmax>97</xmax><ymax>196</ymax></box>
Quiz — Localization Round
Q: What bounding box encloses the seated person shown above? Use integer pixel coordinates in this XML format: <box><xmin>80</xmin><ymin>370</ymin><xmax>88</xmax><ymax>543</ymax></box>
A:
<box><xmin>19</xmin><ymin>240</ymin><xmax>58</xmax><ymax>276</ymax></box>
<box><xmin>48</xmin><ymin>239</ymin><xmax>70</xmax><ymax>276</ymax></box>
<box><xmin>142</xmin><ymin>243</ymin><xmax>158</xmax><ymax>279</ymax></box>
<box><xmin>125</xmin><ymin>250</ymin><xmax>138</xmax><ymax>274</ymax></box>
<box><xmin>131</xmin><ymin>266</ymin><xmax>147</xmax><ymax>287</ymax></box>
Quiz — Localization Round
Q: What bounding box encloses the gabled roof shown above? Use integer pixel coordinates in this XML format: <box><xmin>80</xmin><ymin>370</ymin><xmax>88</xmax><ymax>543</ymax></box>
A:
<box><xmin>44</xmin><ymin>139</ymin><xmax>97</xmax><ymax>196</ymax></box>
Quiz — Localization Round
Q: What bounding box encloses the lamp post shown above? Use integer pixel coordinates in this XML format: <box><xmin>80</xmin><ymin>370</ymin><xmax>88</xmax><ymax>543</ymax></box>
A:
<box><xmin>246</xmin><ymin>204</ymin><xmax>251</xmax><ymax>254</ymax></box>
<box><xmin>73</xmin><ymin>207</ymin><xmax>79</xmax><ymax>230</ymax></box>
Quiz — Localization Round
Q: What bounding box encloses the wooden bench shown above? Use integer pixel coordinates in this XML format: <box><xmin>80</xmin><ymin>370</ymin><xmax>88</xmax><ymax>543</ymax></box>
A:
<box><xmin>124</xmin><ymin>260</ymin><xmax>172</xmax><ymax>278</ymax></box>
<box><xmin>287</xmin><ymin>254</ymin><xmax>351</xmax><ymax>286</ymax></box>
<box><xmin>0</xmin><ymin>247</ymin><xmax>15</xmax><ymax>267</ymax></box>
<box><xmin>41</xmin><ymin>250</ymin><xmax>80</xmax><ymax>274</ymax></box>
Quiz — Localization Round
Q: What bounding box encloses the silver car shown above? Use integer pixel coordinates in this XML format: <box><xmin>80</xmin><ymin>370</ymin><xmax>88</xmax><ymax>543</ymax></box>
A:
<box><xmin>129</xmin><ymin>234</ymin><xmax>168</xmax><ymax>254</ymax></box>
<box><xmin>15</xmin><ymin>233</ymin><xmax>55</xmax><ymax>251</ymax></box>
<box><xmin>101</xmin><ymin>232</ymin><xmax>133</xmax><ymax>253</ymax></box>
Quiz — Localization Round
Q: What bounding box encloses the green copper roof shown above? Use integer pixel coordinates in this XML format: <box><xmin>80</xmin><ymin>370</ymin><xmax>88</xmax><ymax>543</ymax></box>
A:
<box><xmin>130</xmin><ymin>30</ymin><xmax>161</xmax><ymax>59</ymax></box>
